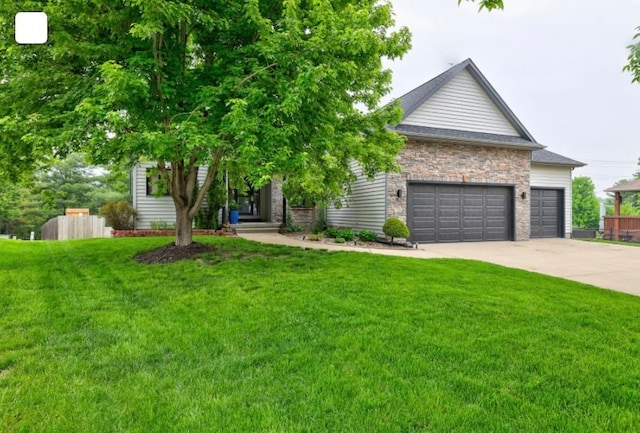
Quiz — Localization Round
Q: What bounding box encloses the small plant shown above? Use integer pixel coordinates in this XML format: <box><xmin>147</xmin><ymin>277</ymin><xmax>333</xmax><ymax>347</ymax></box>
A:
<box><xmin>150</xmin><ymin>220</ymin><xmax>172</xmax><ymax>230</ymax></box>
<box><xmin>334</xmin><ymin>237</ymin><xmax>346</xmax><ymax>244</ymax></box>
<box><xmin>286</xmin><ymin>212</ymin><xmax>304</xmax><ymax>233</ymax></box>
<box><xmin>229</xmin><ymin>201</ymin><xmax>239</xmax><ymax>211</ymax></box>
<box><xmin>307</xmin><ymin>233</ymin><xmax>323</xmax><ymax>241</ymax></box>
<box><xmin>357</xmin><ymin>230</ymin><xmax>378</xmax><ymax>242</ymax></box>
<box><xmin>99</xmin><ymin>201</ymin><xmax>137</xmax><ymax>230</ymax></box>
<box><xmin>324</xmin><ymin>226</ymin><xmax>354</xmax><ymax>241</ymax></box>
<box><xmin>383</xmin><ymin>217</ymin><xmax>409</xmax><ymax>245</ymax></box>
<box><xmin>312</xmin><ymin>207</ymin><xmax>328</xmax><ymax>234</ymax></box>
<box><xmin>336</xmin><ymin>227</ymin><xmax>355</xmax><ymax>241</ymax></box>
<box><xmin>324</xmin><ymin>227</ymin><xmax>340</xmax><ymax>238</ymax></box>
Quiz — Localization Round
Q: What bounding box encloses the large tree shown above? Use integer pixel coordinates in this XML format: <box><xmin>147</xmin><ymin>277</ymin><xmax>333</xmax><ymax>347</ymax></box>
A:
<box><xmin>572</xmin><ymin>176</ymin><xmax>600</xmax><ymax>230</ymax></box>
<box><xmin>0</xmin><ymin>0</ymin><xmax>411</xmax><ymax>246</ymax></box>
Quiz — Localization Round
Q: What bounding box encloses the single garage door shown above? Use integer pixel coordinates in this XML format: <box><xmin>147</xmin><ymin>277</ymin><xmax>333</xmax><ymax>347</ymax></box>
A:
<box><xmin>530</xmin><ymin>188</ymin><xmax>563</xmax><ymax>238</ymax></box>
<box><xmin>407</xmin><ymin>183</ymin><xmax>513</xmax><ymax>243</ymax></box>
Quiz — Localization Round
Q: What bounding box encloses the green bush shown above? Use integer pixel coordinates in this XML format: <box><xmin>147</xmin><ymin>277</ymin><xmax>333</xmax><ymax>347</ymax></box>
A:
<box><xmin>325</xmin><ymin>227</ymin><xmax>354</xmax><ymax>241</ymax></box>
<box><xmin>382</xmin><ymin>217</ymin><xmax>409</xmax><ymax>244</ymax></box>
<box><xmin>357</xmin><ymin>230</ymin><xmax>378</xmax><ymax>242</ymax></box>
<box><xmin>150</xmin><ymin>220</ymin><xmax>175</xmax><ymax>230</ymax></box>
<box><xmin>324</xmin><ymin>227</ymin><xmax>340</xmax><ymax>238</ymax></box>
<box><xmin>307</xmin><ymin>233</ymin><xmax>323</xmax><ymax>241</ymax></box>
<box><xmin>312</xmin><ymin>207</ymin><xmax>327</xmax><ymax>234</ymax></box>
<box><xmin>334</xmin><ymin>237</ymin><xmax>346</xmax><ymax>244</ymax></box>
<box><xmin>99</xmin><ymin>201</ymin><xmax>137</xmax><ymax>230</ymax></box>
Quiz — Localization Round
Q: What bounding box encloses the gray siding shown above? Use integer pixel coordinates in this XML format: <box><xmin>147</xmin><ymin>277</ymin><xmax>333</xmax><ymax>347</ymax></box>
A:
<box><xmin>326</xmin><ymin>162</ymin><xmax>387</xmax><ymax>235</ymax></box>
<box><xmin>132</xmin><ymin>162</ymin><xmax>208</xmax><ymax>229</ymax></box>
<box><xmin>404</xmin><ymin>69</ymin><xmax>520</xmax><ymax>137</ymax></box>
<box><xmin>530</xmin><ymin>164</ymin><xmax>573</xmax><ymax>237</ymax></box>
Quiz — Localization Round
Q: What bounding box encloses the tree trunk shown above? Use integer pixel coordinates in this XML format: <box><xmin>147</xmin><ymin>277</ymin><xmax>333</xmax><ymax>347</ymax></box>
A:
<box><xmin>175</xmin><ymin>205</ymin><xmax>193</xmax><ymax>247</ymax></box>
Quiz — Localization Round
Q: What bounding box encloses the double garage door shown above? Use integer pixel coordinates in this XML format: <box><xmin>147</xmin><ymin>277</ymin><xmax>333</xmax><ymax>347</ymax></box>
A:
<box><xmin>407</xmin><ymin>183</ymin><xmax>513</xmax><ymax>243</ymax></box>
<box><xmin>407</xmin><ymin>183</ymin><xmax>563</xmax><ymax>243</ymax></box>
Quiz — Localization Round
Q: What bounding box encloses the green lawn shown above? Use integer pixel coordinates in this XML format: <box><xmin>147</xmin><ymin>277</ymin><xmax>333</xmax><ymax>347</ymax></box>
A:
<box><xmin>1</xmin><ymin>237</ymin><xmax>640</xmax><ymax>432</ymax></box>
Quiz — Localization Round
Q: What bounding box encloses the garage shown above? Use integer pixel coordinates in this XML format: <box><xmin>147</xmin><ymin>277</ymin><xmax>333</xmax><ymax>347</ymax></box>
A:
<box><xmin>407</xmin><ymin>183</ymin><xmax>514</xmax><ymax>243</ymax></box>
<box><xmin>530</xmin><ymin>188</ymin><xmax>563</xmax><ymax>238</ymax></box>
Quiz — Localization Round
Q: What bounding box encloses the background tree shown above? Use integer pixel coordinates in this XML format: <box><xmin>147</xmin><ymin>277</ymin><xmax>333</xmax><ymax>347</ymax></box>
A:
<box><xmin>572</xmin><ymin>176</ymin><xmax>600</xmax><ymax>229</ymax></box>
<box><xmin>37</xmin><ymin>153</ymin><xmax>129</xmax><ymax>216</ymax></box>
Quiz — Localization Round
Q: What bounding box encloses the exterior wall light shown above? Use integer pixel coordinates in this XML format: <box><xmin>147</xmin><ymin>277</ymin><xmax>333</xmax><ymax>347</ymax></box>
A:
<box><xmin>521</xmin><ymin>191</ymin><xmax>527</xmax><ymax>199</ymax></box>
<box><xmin>397</xmin><ymin>189</ymin><xmax>403</xmax><ymax>198</ymax></box>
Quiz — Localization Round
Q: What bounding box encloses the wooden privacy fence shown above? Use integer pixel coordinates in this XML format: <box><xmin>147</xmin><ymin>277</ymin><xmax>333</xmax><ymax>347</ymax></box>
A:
<box><xmin>603</xmin><ymin>216</ymin><xmax>640</xmax><ymax>242</ymax></box>
<box><xmin>41</xmin><ymin>216</ymin><xmax>112</xmax><ymax>240</ymax></box>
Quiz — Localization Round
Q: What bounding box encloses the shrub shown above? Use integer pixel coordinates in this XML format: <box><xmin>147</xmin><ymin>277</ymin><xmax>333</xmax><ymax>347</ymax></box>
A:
<box><xmin>336</xmin><ymin>227</ymin><xmax>355</xmax><ymax>241</ymax></box>
<box><xmin>312</xmin><ymin>207</ymin><xmax>328</xmax><ymax>234</ymax></box>
<box><xmin>324</xmin><ymin>227</ymin><xmax>340</xmax><ymax>238</ymax></box>
<box><xmin>325</xmin><ymin>226</ymin><xmax>354</xmax><ymax>241</ymax></box>
<box><xmin>150</xmin><ymin>220</ymin><xmax>175</xmax><ymax>230</ymax></box>
<box><xmin>99</xmin><ymin>201</ymin><xmax>136</xmax><ymax>230</ymax></box>
<box><xmin>357</xmin><ymin>230</ymin><xmax>378</xmax><ymax>242</ymax></box>
<box><xmin>382</xmin><ymin>217</ymin><xmax>409</xmax><ymax>245</ymax></box>
<box><xmin>286</xmin><ymin>212</ymin><xmax>303</xmax><ymax>233</ymax></box>
<box><xmin>307</xmin><ymin>233</ymin><xmax>323</xmax><ymax>241</ymax></box>
<box><xmin>334</xmin><ymin>237</ymin><xmax>346</xmax><ymax>244</ymax></box>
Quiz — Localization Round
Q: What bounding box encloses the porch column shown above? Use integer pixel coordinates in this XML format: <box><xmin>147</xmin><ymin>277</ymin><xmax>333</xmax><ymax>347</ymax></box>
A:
<box><xmin>614</xmin><ymin>192</ymin><xmax>622</xmax><ymax>240</ymax></box>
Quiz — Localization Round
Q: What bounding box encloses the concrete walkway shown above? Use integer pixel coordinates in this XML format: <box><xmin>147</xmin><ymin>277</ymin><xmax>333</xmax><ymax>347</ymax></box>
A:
<box><xmin>238</xmin><ymin>233</ymin><xmax>640</xmax><ymax>296</ymax></box>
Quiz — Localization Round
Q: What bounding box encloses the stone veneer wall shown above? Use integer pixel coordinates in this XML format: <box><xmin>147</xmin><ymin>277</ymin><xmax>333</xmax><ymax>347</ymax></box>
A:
<box><xmin>387</xmin><ymin>139</ymin><xmax>531</xmax><ymax>241</ymax></box>
<box><xmin>270</xmin><ymin>177</ymin><xmax>284</xmax><ymax>224</ymax></box>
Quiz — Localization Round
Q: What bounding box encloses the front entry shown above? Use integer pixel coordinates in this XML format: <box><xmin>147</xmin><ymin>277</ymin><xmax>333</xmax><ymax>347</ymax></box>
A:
<box><xmin>230</xmin><ymin>180</ymin><xmax>272</xmax><ymax>222</ymax></box>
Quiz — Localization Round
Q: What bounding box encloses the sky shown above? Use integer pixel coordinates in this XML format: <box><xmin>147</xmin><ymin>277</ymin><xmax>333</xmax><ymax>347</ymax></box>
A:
<box><xmin>384</xmin><ymin>0</ymin><xmax>640</xmax><ymax>197</ymax></box>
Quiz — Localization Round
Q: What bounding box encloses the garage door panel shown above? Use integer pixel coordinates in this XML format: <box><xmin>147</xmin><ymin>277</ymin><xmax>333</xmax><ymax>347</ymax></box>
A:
<box><xmin>408</xmin><ymin>183</ymin><xmax>513</xmax><ymax>243</ymax></box>
<box><xmin>530</xmin><ymin>188</ymin><xmax>562</xmax><ymax>238</ymax></box>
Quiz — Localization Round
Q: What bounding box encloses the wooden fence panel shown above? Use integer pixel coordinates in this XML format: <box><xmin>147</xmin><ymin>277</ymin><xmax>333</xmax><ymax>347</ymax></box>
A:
<box><xmin>41</xmin><ymin>216</ymin><xmax>111</xmax><ymax>240</ymax></box>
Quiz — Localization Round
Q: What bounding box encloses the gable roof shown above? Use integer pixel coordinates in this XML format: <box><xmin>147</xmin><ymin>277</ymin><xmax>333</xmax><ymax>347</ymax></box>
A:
<box><xmin>531</xmin><ymin>149</ymin><xmax>585</xmax><ymax>167</ymax></box>
<box><xmin>391</xmin><ymin>58</ymin><xmax>543</xmax><ymax>150</ymax></box>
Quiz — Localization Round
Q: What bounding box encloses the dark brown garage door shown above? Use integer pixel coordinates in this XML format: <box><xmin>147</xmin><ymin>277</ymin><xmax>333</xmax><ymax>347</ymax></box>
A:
<box><xmin>407</xmin><ymin>183</ymin><xmax>513</xmax><ymax>243</ymax></box>
<box><xmin>530</xmin><ymin>188</ymin><xmax>563</xmax><ymax>238</ymax></box>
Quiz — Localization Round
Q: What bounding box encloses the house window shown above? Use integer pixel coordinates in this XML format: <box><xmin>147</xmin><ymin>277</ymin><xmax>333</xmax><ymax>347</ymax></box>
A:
<box><xmin>146</xmin><ymin>168</ymin><xmax>171</xmax><ymax>196</ymax></box>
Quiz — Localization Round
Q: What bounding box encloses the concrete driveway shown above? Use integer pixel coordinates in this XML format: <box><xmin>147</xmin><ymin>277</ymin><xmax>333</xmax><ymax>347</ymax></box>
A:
<box><xmin>414</xmin><ymin>239</ymin><xmax>640</xmax><ymax>296</ymax></box>
<box><xmin>239</xmin><ymin>233</ymin><xmax>640</xmax><ymax>296</ymax></box>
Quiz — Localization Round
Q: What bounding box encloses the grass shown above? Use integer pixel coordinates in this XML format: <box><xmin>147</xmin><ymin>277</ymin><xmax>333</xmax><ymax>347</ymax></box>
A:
<box><xmin>579</xmin><ymin>238</ymin><xmax>640</xmax><ymax>247</ymax></box>
<box><xmin>1</xmin><ymin>236</ymin><xmax>640</xmax><ymax>432</ymax></box>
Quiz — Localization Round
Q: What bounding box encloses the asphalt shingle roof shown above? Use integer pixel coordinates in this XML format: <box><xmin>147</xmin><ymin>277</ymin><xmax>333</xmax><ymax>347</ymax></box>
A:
<box><xmin>531</xmin><ymin>149</ymin><xmax>585</xmax><ymax>167</ymax></box>
<box><xmin>605</xmin><ymin>179</ymin><xmax>640</xmax><ymax>192</ymax></box>
<box><xmin>393</xmin><ymin>124</ymin><xmax>543</xmax><ymax>150</ymax></box>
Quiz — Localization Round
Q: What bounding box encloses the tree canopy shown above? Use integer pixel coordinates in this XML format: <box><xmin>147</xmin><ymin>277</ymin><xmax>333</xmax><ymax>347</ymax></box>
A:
<box><xmin>1</xmin><ymin>0</ymin><xmax>412</xmax><ymax>246</ymax></box>
<box><xmin>572</xmin><ymin>176</ymin><xmax>600</xmax><ymax>230</ymax></box>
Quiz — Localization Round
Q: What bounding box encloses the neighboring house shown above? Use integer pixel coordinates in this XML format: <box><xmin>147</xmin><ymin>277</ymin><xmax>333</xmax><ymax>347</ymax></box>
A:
<box><xmin>327</xmin><ymin>58</ymin><xmax>584</xmax><ymax>243</ymax></box>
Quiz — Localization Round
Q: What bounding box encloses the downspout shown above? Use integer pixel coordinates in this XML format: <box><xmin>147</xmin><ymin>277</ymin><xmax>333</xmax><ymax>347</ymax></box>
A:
<box><xmin>280</xmin><ymin>175</ymin><xmax>287</xmax><ymax>232</ymax></box>
<box><xmin>223</xmin><ymin>169</ymin><xmax>229</xmax><ymax>225</ymax></box>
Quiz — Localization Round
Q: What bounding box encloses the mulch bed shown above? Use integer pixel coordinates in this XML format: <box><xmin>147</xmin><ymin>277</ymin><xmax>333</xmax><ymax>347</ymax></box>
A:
<box><xmin>134</xmin><ymin>242</ymin><xmax>216</xmax><ymax>264</ymax></box>
<box><xmin>283</xmin><ymin>232</ymin><xmax>412</xmax><ymax>249</ymax></box>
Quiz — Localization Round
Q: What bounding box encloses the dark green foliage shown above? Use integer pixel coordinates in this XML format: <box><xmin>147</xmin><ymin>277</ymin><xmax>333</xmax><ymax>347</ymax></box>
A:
<box><xmin>324</xmin><ymin>227</ymin><xmax>340</xmax><ymax>238</ymax></box>
<box><xmin>383</xmin><ymin>217</ymin><xmax>410</xmax><ymax>243</ymax></box>
<box><xmin>572</xmin><ymin>176</ymin><xmax>601</xmax><ymax>229</ymax></box>
<box><xmin>99</xmin><ymin>201</ymin><xmax>137</xmax><ymax>230</ymax></box>
<box><xmin>357</xmin><ymin>230</ymin><xmax>378</xmax><ymax>242</ymax></box>
<box><xmin>324</xmin><ymin>227</ymin><xmax>354</xmax><ymax>241</ymax></box>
